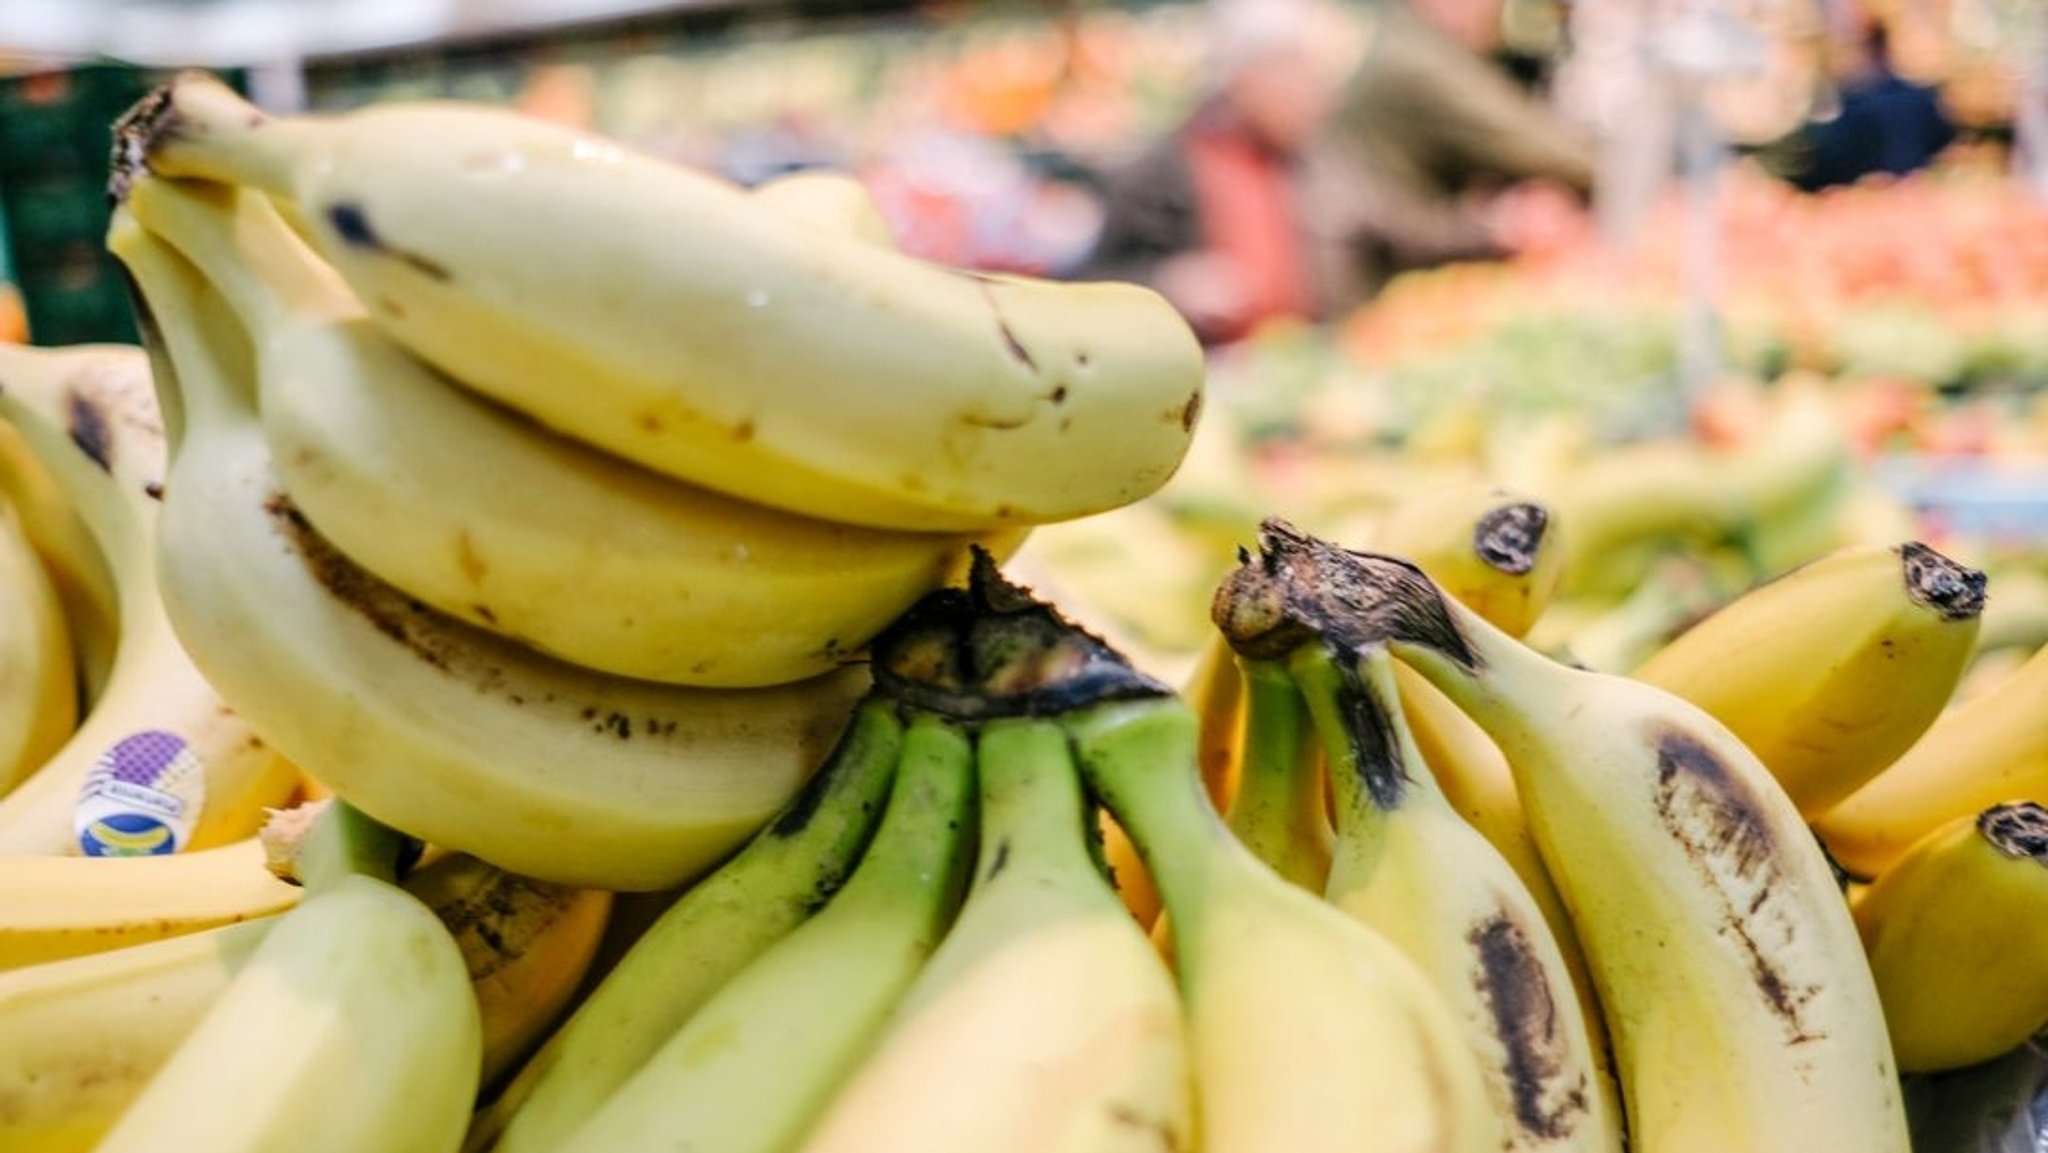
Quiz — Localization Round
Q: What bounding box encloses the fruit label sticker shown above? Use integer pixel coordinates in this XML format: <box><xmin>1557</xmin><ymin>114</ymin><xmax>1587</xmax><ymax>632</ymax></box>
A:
<box><xmin>74</xmin><ymin>730</ymin><xmax>206</xmax><ymax>856</ymax></box>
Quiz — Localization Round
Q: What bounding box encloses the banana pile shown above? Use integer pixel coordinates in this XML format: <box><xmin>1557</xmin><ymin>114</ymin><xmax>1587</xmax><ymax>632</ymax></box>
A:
<box><xmin>0</xmin><ymin>68</ymin><xmax>2044</xmax><ymax>1153</ymax></box>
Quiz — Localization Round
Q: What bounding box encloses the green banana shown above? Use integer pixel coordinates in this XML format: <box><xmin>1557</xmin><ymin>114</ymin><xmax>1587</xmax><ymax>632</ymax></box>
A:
<box><xmin>798</xmin><ymin>717</ymin><xmax>1190</xmax><ymax>1153</ymax></box>
<box><xmin>479</xmin><ymin>696</ymin><xmax>904</xmax><ymax>1153</ymax></box>
<box><xmin>550</xmin><ymin>711</ymin><xmax>974</xmax><ymax>1153</ymax></box>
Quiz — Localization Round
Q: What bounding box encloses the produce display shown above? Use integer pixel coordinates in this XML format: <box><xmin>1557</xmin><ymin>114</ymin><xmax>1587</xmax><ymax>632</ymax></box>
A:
<box><xmin>0</xmin><ymin>71</ymin><xmax>2043</xmax><ymax>1153</ymax></box>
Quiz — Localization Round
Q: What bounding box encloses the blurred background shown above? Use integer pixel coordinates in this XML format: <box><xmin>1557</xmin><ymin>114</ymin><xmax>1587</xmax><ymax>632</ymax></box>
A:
<box><xmin>1</xmin><ymin>2</ymin><xmax>2046</xmax><ymax>1136</ymax></box>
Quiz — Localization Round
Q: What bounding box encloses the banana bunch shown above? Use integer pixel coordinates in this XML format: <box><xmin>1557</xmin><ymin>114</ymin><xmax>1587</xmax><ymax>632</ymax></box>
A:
<box><xmin>107</xmin><ymin>67</ymin><xmax>1202</xmax><ymax>891</ymax></box>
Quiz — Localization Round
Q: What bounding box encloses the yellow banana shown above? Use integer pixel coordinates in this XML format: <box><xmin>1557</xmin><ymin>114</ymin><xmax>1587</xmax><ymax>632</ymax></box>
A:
<box><xmin>124</xmin><ymin>72</ymin><xmax>1204</xmax><ymax>532</ymax></box>
<box><xmin>127</xmin><ymin>174</ymin><xmax>1011</xmax><ymax>689</ymax></box>
<box><xmin>1372</xmin><ymin>482</ymin><xmax>1563</xmax><ymax>638</ymax></box>
<box><xmin>0</xmin><ymin>419</ymin><xmax>117</xmax><ymax>704</ymax></box>
<box><xmin>0</xmin><ymin>835</ymin><xmax>301</xmax><ymax>970</ymax></box>
<box><xmin>1216</xmin><ymin>520</ymin><xmax>1908</xmax><ymax>1153</ymax></box>
<box><xmin>110</xmin><ymin>208</ymin><xmax>869</xmax><ymax>891</ymax></box>
<box><xmin>399</xmin><ymin>851</ymin><xmax>612</xmax><ymax>1087</ymax></box>
<box><xmin>0</xmin><ymin>342</ymin><xmax>298</xmax><ymax>855</ymax></box>
<box><xmin>92</xmin><ymin>803</ymin><xmax>479</xmax><ymax>1153</ymax></box>
<box><xmin>1293</xmin><ymin>643</ymin><xmax>1623</xmax><ymax>1153</ymax></box>
<box><xmin>1850</xmin><ymin>801</ymin><xmax>2048</xmax><ymax>1073</ymax></box>
<box><xmin>0</xmin><ymin>487</ymin><xmax>76</xmax><ymax>795</ymax></box>
<box><xmin>880</xmin><ymin>560</ymin><xmax>1497</xmax><ymax>1153</ymax></box>
<box><xmin>1635</xmin><ymin>542</ymin><xmax>1984</xmax><ymax>814</ymax></box>
<box><xmin>0</xmin><ymin>848</ymin><xmax>604</xmax><ymax>1152</ymax></box>
<box><xmin>1813</xmin><ymin>636</ymin><xmax>2048</xmax><ymax>879</ymax></box>
<box><xmin>797</xmin><ymin>717</ymin><xmax>1190</xmax><ymax>1153</ymax></box>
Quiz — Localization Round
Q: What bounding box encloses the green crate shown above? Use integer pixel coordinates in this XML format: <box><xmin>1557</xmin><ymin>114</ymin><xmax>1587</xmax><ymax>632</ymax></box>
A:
<box><xmin>16</xmin><ymin>245</ymin><xmax>137</xmax><ymax>346</ymax></box>
<box><xmin>2</xmin><ymin>173</ymin><xmax>111</xmax><ymax>260</ymax></box>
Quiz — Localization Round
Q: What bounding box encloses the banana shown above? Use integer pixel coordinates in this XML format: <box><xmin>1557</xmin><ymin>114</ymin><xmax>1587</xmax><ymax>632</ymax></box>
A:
<box><xmin>1214</xmin><ymin>520</ymin><xmax>1909</xmax><ymax>1153</ymax></box>
<box><xmin>0</xmin><ymin>487</ymin><xmax>76</xmax><ymax>795</ymax></box>
<box><xmin>1552</xmin><ymin>384</ymin><xmax>1849</xmax><ymax>598</ymax></box>
<box><xmin>798</xmin><ymin>716</ymin><xmax>1190</xmax><ymax>1153</ymax></box>
<box><xmin>0</xmin><ymin>342</ymin><xmax>299</xmax><ymax>855</ymax></box>
<box><xmin>1222</xmin><ymin>655</ymin><xmax>1332</xmax><ymax>890</ymax></box>
<box><xmin>1073</xmin><ymin>697</ymin><xmax>1501</xmax><ymax>1153</ymax></box>
<box><xmin>0</xmin><ymin>849</ymin><xmax>603</xmax><ymax>1152</ymax></box>
<box><xmin>1291</xmin><ymin>643</ymin><xmax>1623</xmax><ymax>1153</ymax></box>
<box><xmin>1392</xmin><ymin>663</ymin><xmax>1610</xmax><ymax>1081</ymax></box>
<box><xmin>1372</xmin><ymin>482</ymin><xmax>1563</xmax><ymax>638</ymax></box>
<box><xmin>551</xmin><ymin>711</ymin><xmax>974</xmax><ymax>1153</ymax></box>
<box><xmin>0</xmin><ymin>419</ymin><xmax>117</xmax><ymax>704</ymax></box>
<box><xmin>0</xmin><ymin>834</ymin><xmax>300</xmax><ymax>970</ymax></box>
<box><xmin>749</xmin><ymin>169</ymin><xmax>895</xmax><ymax>245</ymax></box>
<box><xmin>127</xmin><ymin>174</ymin><xmax>1011</xmax><ymax>689</ymax></box>
<box><xmin>398</xmin><ymin>852</ymin><xmax>612</xmax><ymax>1088</ymax></box>
<box><xmin>1815</xmin><ymin>640</ymin><xmax>2048</xmax><ymax>879</ymax></box>
<box><xmin>92</xmin><ymin>803</ymin><xmax>480</xmax><ymax>1153</ymax></box>
<box><xmin>479</xmin><ymin>696</ymin><xmax>903</xmax><ymax>1153</ymax></box>
<box><xmin>862</xmin><ymin>555</ymin><xmax>1496</xmax><ymax>1153</ymax></box>
<box><xmin>109</xmin><ymin>214</ymin><xmax>872</xmax><ymax>890</ymax></box>
<box><xmin>1635</xmin><ymin>542</ymin><xmax>1984</xmax><ymax>814</ymax></box>
<box><xmin>1850</xmin><ymin>801</ymin><xmax>2048</xmax><ymax>1073</ymax></box>
<box><xmin>122</xmin><ymin>73</ymin><xmax>1204</xmax><ymax>532</ymax></box>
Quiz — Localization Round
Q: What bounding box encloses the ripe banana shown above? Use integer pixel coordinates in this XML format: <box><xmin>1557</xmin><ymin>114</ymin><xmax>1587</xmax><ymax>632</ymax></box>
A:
<box><xmin>1214</xmin><ymin>520</ymin><xmax>1909</xmax><ymax>1153</ymax></box>
<box><xmin>1072</xmin><ymin>696</ymin><xmax>1501</xmax><ymax>1153</ymax></box>
<box><xmin>0</xmin><ymin>342</ymin><xmax>298</xmax><ymax>855</ymax></box>
<box><xmin>1222</xmin><ymin>656</ymin><xmax>1332</xmax><ymax>891</ymax></box>
<box><xmin>126</xmin><ymin>174</ymin><xmax>1012</xmax><ymax>689</ymax></box>
<box><xmin>749</xmin><ymin>169</ymin><xmax>896</xmax><ymax>246</ymax></box>
<box><xmin>92</xmin><ymin>803</ymin><xmax>480</xmax><ymax>1153</ymax></box>
<box><xmin>798</xmin><ymin>716</ymin><xmax>1191</xmax><ymax>1153</ymax></box>
<box><xmin>1292</xmin><ymin>643</ymin><xmax>1623</xmax><ymax>1153</ymax></box>
<box><xmin>481</xmin><ymin>696</ymin><xmax>904</xmax><ymax>1153</ymax></box>
<box><xmin>1392</xmin><ymin>662</ymin><xmax>1609</xmax><ymax>1080</ymax></box>
<box><xmin>1635</xmin><ymin>542</ymin><xmax>1984</xmax><ymax>814</ymax></box>
<box><xmin>0</xmin><ymin>487</ymin><xmax>76</xmax><ymax>795</ymax></box>
<box><xmin>0</xmin><ymin>418</ymin><xmax>117</xmax><ymax>704</ymax></box>
<box><xmin>401</xmin><ymin>851</ymin><xmax>612</xmax><ymax>1087</ymax></box>
<box><xmin>0</xmin><ymin>848</ymin><xmax>603</xmax><ymax>1152</ymax></box>
<box><xmin>1813</xmin><ymin>640</ymin><xmax>2048</xmax><ymax>880</ymax></box>
<box><xmin>552</xmin><ymin>711</ymin><xmax>974</xmax><ymax>1153</ymax></box>
<box><xmin>0</xmin><ymin>834</ymin><xmax>300</xmax><ymax>970</ymax></box>
<box><xmin>109</xmin><ymin>216</ymin><xmax>870</xmax><ymax>890</ymax></box>
<box><xmin>1850</xmin><ymin>801</ymin><xmax>2048</xmax><ymax>1073</ymax></box>
<box><xmin>1552</xmin><ymin>384</ymin><xmax>1849</xmax><ymax>598</ymax></box>
<box><xmin>124</xmin><ymin>72</ymin><xmax>1205</xmax><ymax>532</ymax></box>
<box><xmin>1372</xmin><ymin>483</ymin><xmax>1563</xmax><ymax>638</ymax></box>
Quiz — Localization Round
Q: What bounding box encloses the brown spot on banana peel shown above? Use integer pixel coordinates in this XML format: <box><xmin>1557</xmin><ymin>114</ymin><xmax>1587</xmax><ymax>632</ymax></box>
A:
<box><xmin>1980</xmin><ymin>801</ymin><xmax>2048</xmax><ymax>862</ymax></box>
<box><xmin>65</xmin><ymin>388</ymin><xmax>115</xmax><ymax>473</ymax></box>
<box><xmin>1898</xmin><ymin>542</ymin><xmax>1985</xmax><ymax>621</ymax></box>
<box><xmin>1324</xmin><ymin>643</ymin><xmax>1409</xmax><ymax>809</ymax></box>
<box><xmin>1469</xmin><ymin>914</ymin><xmax>1589</xmax><ymax>1140</ymax></box>
<box><xmin>1213</xmin><ymin>519</ymin><xmax>1477</xmax><ymax>671</ymax></box>
<box><xmin>1473</xmin><ymin>502</ymin><xmax>1549</xmax><ymax>577</ymax></box>
<box><xmin>1652</xmin><ymin>727</ymin><xmax>1825</xmax><ymax>1043</ymax></box>
<box><xmin>971</xmin><ymin>277</ymin><xmax>1040</xmax><ymax>374</ymax></box>
<box><xmin>325</xmin><ymin>203</ymin><xmax>453</xmax><ymax>282</ymax></box>
<box><xmin>455</xmin><ymin>531</ymin><xmax>488</xmax><ymax>585</ymax></box>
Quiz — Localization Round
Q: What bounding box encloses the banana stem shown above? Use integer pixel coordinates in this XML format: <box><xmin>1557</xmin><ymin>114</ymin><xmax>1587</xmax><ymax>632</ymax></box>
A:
<box><xmin>1225</xmin><ymin>659</ymin><xmax>1330</xmax><ymax>890</ymax></box>
<box><xmin>270</xmin><ymin>800</ymin><xmax>414</xmax><ymax>891</ymax></box>
<box><xmin>115</xmin><ymin>73</ymin><xmax>304</xmax><ymax>199</ymax></box>
<box><xmin>125</xmin><ymin>173</ymin><xmax>355</xmax><ymax>341</ymax></box>
<box><xmin>826</xmin><ymin>713</ymin><xmax>977</xmax><ymax>921</ymax></box>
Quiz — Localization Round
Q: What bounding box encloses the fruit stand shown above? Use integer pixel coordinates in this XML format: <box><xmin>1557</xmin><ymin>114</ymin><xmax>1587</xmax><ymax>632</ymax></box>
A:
<box><xmin>1</xmin><ymin>0</ymin><xmax>2047</xmax><ymax>1150</ymax></box>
